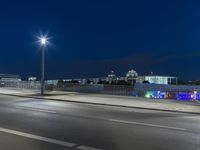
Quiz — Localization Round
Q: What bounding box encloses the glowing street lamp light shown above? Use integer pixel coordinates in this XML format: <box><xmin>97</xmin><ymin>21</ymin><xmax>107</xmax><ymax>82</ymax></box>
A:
<box><xmin>41</xmin><ymin>38</ymin><xmax>47</xmax><ymax>45</ymax></box>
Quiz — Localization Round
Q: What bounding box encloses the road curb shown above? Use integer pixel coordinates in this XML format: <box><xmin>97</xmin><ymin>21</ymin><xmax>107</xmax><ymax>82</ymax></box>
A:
<box><xmin>1</xmin><ymin>93</ymin><xmax>200</xmax><ymax>115</ymax></box>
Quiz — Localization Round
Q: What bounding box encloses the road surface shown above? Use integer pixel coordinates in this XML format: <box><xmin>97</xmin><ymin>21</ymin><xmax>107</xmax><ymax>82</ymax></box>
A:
<box><xmin>0</xmin><ymin>94</ymin><xmax>199</xmax><ymax>150</ymax></box>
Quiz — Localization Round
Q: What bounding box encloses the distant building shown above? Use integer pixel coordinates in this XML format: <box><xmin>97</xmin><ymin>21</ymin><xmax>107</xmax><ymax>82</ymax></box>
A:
<box><xmin>126</xmin><ymin>70</ymin><xmax>138</xmax><ymax>78</ymax></box>
<box><xmin>126</xmin><ymin>69</ymin><xmax>138</xmax><ymax>85</ymax></box>
<box><xmin>136</xmin><ymin>75</ymin><xmax>177</xmax><ymax>85</ymax></box>
<box><xmin>45</xmin><ymin>70</ymin><xmax>178</xmax><ymax>86</ymax></box>
<box><xmin>28</xmin><ymin>77</ymin><xmax>37</xmax><ymax>81</ymax></box>
<box><xmin>108</xmin><ymin>70</ymin><xmax>117</xmax><ymax>84</ymax></box>
<box><xmin>0</xmin><ymin>74</ymin><xmax>21</xmax><ymax>82</ymax></box>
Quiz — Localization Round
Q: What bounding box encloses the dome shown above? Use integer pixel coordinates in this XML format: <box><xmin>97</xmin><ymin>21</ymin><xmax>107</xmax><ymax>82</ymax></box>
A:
<box><xmin>126</xmin><ymin>69</ymin><xmax>138</xmax><ymax>78</ymax></box>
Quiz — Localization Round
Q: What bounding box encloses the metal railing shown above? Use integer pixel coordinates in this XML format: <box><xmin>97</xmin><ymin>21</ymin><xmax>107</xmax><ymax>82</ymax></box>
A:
<box><xmin>0</xmin><ymin>81</ymin><xmax>41</xmax><ymax>89</ymax></box>
<box><xmin>2</xmin><ymin>81</ymin><xmax>200</xmax><ymax>100</ymax></box>
<box><xmin>0</xmin><ymin>81</ymin><xmax>134</xmax><ymax>96</ymax></box>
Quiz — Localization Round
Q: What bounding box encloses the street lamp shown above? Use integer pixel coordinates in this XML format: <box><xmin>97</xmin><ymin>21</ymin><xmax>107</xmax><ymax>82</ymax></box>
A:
<box><xmin>40</xmin><ymin>36</ymin><xmax>47</xmax><ymax>95</ymax></box>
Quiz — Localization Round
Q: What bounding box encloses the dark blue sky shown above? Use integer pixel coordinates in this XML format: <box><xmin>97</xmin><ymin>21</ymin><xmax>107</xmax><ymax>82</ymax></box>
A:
<box><xmin>0</xmin><ymin>0</ymin><xmax>200</xmax><ymax>80</ymax></box>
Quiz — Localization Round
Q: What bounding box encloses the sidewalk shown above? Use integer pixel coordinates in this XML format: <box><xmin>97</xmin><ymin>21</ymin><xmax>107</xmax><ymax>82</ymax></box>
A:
<box><xmin>0</xmin><ymin>88</ymin><xmax>200</xmax><ymax>114</ymax></box>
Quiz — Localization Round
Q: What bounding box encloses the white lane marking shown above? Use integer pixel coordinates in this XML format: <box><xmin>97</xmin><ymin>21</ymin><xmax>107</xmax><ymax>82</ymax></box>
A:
<box><xmin>109</xmin><ymin>119</ymin><xmax>186</xmax><ymax>131</ymax></box>
<box><xmin>0</xmin><ymin>127</ymin><xmax>76</xmax><ymax>147</ymax></box>
<box><xmin>15</xmin><ymin>106</ymin><xmax>57</xmax><ymax>114</ymax></box>
<box><xmin>77</xmin><ymin>145</ymin><xmax>102</xmax><ymax>150</ymax></box>
<box><xmin>182</xmin><ymin>116</ymin><xmax>200</xmax><ymax>120</ymax></box>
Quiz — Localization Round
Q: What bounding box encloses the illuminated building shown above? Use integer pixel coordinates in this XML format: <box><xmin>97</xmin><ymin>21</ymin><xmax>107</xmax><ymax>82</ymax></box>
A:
<box><xmin>0</xmin><ymin>74</ymin><xmax>21</xmax><ymax>82</ymax></box>
<box><xmin>28</xmin><ymin>77</ymin><xmax>37</xmax><ymax>81</ymax></box>
<box><xmin>136</xmin><ymin>75</ymin><xmax>177</xmax><ymax>85</ymax></box>
<box><xmin>108</xmin><ymin>70</ymin><xmax>117</xmax><ymax>84</ymax></box>
<box><xmin>126</xmin><ymin>69</ymin><xmax>138</xmax><ymax>85</ymax></box>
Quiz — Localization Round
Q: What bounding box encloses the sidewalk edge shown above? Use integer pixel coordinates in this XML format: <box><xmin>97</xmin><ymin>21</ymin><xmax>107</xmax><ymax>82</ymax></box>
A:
<box><xmin>1</xmin><ymin>93</ymin><xmax>200</xmax><ymax>115</ymax></box>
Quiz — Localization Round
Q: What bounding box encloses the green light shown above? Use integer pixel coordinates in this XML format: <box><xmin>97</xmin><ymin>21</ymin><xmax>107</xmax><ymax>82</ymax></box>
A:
<box><xmin>145</xmin><ymin>91</ymin><xmax>152</xmax><ymax>98</ymax></box>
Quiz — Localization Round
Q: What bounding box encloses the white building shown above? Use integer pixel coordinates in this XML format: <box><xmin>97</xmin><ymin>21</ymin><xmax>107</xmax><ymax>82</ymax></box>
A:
<box><xmin>126</xmin><ymin>70</ymin><xmax>138</xmax><ymax>79</ymax></box>
<box><xmin>0</xmin><ymin>74</ymin><xmax>21</xmax><ymax>82</ymax></box>
<box><xmin>126</xmin><ymin>69</ymin><xmax>138</xmax><ymax>85</ymax></box>
<box><xmin>28</xmin><ymin>77</ymin><xmax>37</xmax><ymax>81</ymax></box>
<box><xmin>136</xmin><ymin>75</ymin><xmax>177</xmax><ymax>85</ymax></box>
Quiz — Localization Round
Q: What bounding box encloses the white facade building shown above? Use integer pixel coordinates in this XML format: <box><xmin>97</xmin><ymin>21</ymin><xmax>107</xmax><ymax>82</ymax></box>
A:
<box><xmin>126</xmin><ymin>70</ymin><xmax>138</xmax><ymax>79</ymax></box>
<box><xmin>136</xmin><ymin>76</ymin><xmax>177</xmax><ymax>85</ymax></box>
<box><xmin>0</xmin><ymin>74</ymin><xmax>21</xmax><ymax>82</ymax></box>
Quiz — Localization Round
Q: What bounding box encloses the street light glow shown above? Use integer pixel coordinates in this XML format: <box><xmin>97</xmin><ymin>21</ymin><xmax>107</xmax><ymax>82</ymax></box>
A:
<box><xmin>41</xmin><ymin>38</ymin><xmax>47</xmax><ymax>45</ymax></box>
<box><xmin>35</xmin><ymin>32</ymin><xmax>52</xmax><ymax>47</ymax></box>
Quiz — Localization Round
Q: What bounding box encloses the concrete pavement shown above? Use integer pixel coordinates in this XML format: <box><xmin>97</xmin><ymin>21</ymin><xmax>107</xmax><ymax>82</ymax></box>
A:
<box><xmin>0</xmin><ymin>94</ymin><xmax>200</xmax><ymax>150</ymax></box>
<box><xmin>0</xmin><ymin>88</ymin><xmax>200</xmax><ymax>114</ymax></box>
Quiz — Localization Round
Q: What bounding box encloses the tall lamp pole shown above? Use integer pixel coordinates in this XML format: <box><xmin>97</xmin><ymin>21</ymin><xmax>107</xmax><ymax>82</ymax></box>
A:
<box><xmin>40</xmin><ymin>37</ymin><xmax>47</xmax><ymax>95</ymax></box>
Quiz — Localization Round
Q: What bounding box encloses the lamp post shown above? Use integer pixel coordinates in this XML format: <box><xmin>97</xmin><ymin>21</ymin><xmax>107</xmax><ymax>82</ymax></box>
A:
<box><xmin>40</xmin><ymin>37</ymin><xmax>47</xmax><ymax>95</ymax></box>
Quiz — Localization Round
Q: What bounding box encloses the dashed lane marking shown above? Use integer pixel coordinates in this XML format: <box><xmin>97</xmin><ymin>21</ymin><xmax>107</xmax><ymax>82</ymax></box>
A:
<box><xmin>0</xmin><ymin>127</ymin><xmax>103</xmax><ymax>150</ymax></box>
<box><xmin>15</xmin><ymin>106</ymin><xmax>57</xmax><ymax>114</ymax></box>
<box><xmin>109</xmin><ymin>119</ymin><xmax>187</xmax><ymax>131</ymax></box>
<box><xmin>0</xmin><ymin>127</ymin><xmax>75</xmax><ymax>147</ymax></box>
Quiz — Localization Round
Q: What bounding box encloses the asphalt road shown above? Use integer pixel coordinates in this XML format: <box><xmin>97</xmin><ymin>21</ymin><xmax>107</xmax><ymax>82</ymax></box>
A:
<box><xmin>0</xmin><ymin>94</ymin><xmax>200</xmax><ymax>150</ymax></box>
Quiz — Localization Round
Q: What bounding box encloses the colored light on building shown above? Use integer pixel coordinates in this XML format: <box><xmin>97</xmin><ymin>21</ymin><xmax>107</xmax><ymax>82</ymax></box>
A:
<box><xmin>143</xmin><ymin>90</ymin><xmax>200</xmax><ymax>101</ymax></box>
<box><xmin>144</xmin><ymin>91</ymin><xmax>152</xmax><ymax>98</ymax></box>
<box><xmin>176</xmin><ymin>92</ymin><xmax>193</xmax><ymax>101</ymax></box>
<box><xmin>144</xmin><ymin>91</ymin><xmax>166</xmax><ymax>99</ymax></box>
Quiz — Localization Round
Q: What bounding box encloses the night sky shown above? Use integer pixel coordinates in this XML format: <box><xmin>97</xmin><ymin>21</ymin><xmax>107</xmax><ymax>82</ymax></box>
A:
<box><xmin>0</xmin><ymin>0</ymin><xmax>200</xmax><ymax>80</ymax></box>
